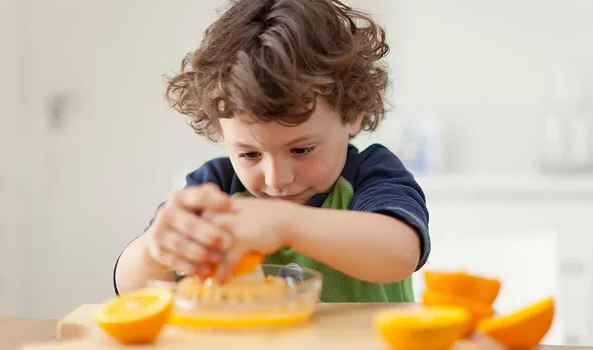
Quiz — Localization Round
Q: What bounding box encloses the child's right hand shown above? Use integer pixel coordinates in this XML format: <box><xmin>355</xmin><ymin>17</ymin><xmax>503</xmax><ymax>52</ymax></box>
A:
<box><xmin>141</xmin><ymin>183</ymin><xmax>235</xmax><ymax>276</ymax></box>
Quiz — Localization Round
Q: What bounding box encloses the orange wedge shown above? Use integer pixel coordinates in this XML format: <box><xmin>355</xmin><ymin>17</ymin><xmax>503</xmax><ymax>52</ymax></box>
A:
<box><xmin>477</xmin><ymin>297</ymin><xmax>555</xmax><ymax>350</ymax></box>
<box><xmin>93</xmin><ymin>288</ymin><xmax>173</xmax><ymax>344</ymax></box>
<box><xmin>424</xmin><ymin>270</ymin><xmax>501</xmax><ymax>305</ymax></box>
<box><xmin>374</xmin><ymin>305</ymin><xmax>471</xmax><ymax>350</ymax></box>
<box><xmin>422</xmin><ymin>290</ymin><xmax>494</xmax><ymax>334</ymax></box>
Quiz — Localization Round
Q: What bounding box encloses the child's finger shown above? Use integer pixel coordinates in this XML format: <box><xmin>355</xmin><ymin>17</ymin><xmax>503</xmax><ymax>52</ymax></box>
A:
<box><xmin>146</xmin><ymin>238</ymin><xmax>209</xmax><ymax>276</ymax></box>
<box><xmin>171</xmin><ymin>183</ymin><xmax>232</xmax><ymax>212</ymax></box>
<box><xmin>162</xmin><ymin>205</ymin><xmax>233</xmax><ymax>250</ymax></box>
<box><xmin>200</xmin><ymin>210</ymin><xmax>235</xmax><ymax>233</ymax></box>
<box><xmin>160</xmin><ymin>230</ymin><xmax>223</xmax><ymax>266</ymax></box>
<box><xmin>213</xmin><ymin>249</ymin><xmax>244</xmax><ymax>284</ymax></box>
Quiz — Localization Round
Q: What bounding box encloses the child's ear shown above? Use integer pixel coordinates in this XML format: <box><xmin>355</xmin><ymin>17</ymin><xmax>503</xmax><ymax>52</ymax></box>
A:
<box><xmin>348</xmin><ymin>113</ymin><xmax>364</xmax><ymax>137</ymax></box>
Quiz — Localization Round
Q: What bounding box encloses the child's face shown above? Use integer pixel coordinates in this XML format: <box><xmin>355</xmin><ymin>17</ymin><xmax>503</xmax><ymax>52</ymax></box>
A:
<box><xmin>220</xmin><ymin>99</ymin><xmax>361</xmax><ymax>204</ymax></box>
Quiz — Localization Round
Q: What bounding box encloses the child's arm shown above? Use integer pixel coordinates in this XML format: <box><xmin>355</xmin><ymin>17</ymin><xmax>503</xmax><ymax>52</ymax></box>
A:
<box><xmin>285</xmin><ymin>145</ymin><xmax>429</xmax><ymax>283</ymax></box>
<box><xmin>284</xmin><ymin>205</ymin><xmax>422</xmax><ymax>284</ymax></box>
<box><xmin>114</xmin><ymin>234</ymin><xmax>174</xmax><ymax>294</ymax></box>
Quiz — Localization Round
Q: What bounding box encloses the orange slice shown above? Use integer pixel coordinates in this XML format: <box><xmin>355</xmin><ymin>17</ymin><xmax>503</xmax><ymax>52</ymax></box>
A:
<box><xmin>422</xmin><ymin>290</ymin><xmax>494</xmax><ymax>334</ymax></box>
<box><xmin>477</xmin><ymin>297</ymin><xmax>555</xmax><ymax>350</ymax></box>
<box><xmin>374</xmin><ymin>305</ymin><xmax>471</xmax><ymax>350</ymax></box>
<box><xmin>93</xmin><ymin>288</ymin><xmax>173</xmax><ymax>344</ymax></box>
<box><xmin>424</xmin><ymin>270</ymin><xmax>501</xmax><ymax>305</ymax></box>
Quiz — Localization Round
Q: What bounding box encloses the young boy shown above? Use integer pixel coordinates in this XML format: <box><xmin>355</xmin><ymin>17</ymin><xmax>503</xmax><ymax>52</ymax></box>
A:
<box><xmin>114</xmin><ymin>0</ymin><xmax>430</xmax><ymax>303</ymax></box>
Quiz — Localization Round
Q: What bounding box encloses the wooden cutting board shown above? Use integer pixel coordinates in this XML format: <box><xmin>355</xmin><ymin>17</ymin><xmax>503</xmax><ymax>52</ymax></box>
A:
<box><xmin>19</xmin><ymin>303</ymin><xmax>410</xmax><ymax>350</ymax></box>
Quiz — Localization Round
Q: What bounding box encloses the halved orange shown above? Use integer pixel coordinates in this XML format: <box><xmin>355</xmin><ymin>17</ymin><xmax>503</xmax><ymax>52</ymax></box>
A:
<box><xmin>424</xmin><ymin>270</ymin><xmax>502</xmax><ymax>305</ymax></box>
<box><xmin>374</xmin><ymin>305</ymin><xmax>471</xmax><ymax>350</ymax></box>
<box><xmin>207</xmin><ymin>251</ymin><xmax>265</xmax><ymax>279</ymax></box>
<box><xmin>477</xmin><ymin>297</ymin><xmax>555</xmax><ymax>350</ymax></box>
<box><xmin>93</xmin><ymin>288</ymin><xmax>173</xmax><ymax>344</ymax></box>
<box><xmin>230</xmin><ymin>251</ymin><xmax>265</xmax><ymax>276</ymax></box>
<box><xmin>422</xmin><ymin>290</ymin><xmax>494</xmax><ymax>334</ymax></box>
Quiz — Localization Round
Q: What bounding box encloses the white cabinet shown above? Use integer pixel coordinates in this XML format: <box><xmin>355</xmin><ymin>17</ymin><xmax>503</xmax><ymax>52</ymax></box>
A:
<box><xmin>413</xmin><ymin>175</ymin><xmax>593</xmax><ymax>346</ymax></box>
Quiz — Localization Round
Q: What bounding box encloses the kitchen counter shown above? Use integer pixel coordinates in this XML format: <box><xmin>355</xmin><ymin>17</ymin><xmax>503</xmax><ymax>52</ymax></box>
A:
<box><xmin>0</xmin><ymin>316</ymin><xmax>57</xmax><ymax>350</ymax></box>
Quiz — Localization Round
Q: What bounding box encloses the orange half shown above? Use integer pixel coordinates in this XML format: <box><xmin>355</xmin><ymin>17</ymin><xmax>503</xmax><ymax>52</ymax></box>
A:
<box><xmin>93</xmin><ymin>288</ymin><xmax>173</xmax><ymax>344</ymax></box>
<box><xmin>424</xmin><ymin>270</ymin><xmax>502</xmax><ymax>305</ymax></box>
<box><xmin>374</xmin><ymin>305</ymin><xmax>471</xmax><ymax>350</ymax></box>
<box><xmin>477</xmin><ymin>297</ymin><xmax>555</xmax><ymax>350</ymax></box>
<box><xmin>206</xmin><ymin>251</ymin><xmax>265</xmax><ymax>279</ymax></box>
<box><xmin>231</xmin><ymin>251</ymin><xmax>265</xmax><ymax>276</ymax></box>
<box><xmin>422</xmin><ymin>290</ymin><xmax>494</xmax><ymax>334</ymax></box>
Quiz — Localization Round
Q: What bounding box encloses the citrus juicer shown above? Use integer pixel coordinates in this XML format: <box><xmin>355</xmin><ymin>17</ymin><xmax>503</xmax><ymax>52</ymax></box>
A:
<box><xmin>147</xmin><ymin>257</ymin><xmax>323</xmax><ymax>330</ymax></box>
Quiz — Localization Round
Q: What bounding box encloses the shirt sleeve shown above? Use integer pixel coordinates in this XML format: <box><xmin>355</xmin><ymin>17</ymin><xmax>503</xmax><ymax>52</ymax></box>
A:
<box><xmin>349</xmin><ymin>144</ymin><xmax>431</xmax><ymax>271</ymax></box>
<box><xmin>112</xmin><ymin>157</ymin><xmax>241</xmax><ymax>295</ymax></box>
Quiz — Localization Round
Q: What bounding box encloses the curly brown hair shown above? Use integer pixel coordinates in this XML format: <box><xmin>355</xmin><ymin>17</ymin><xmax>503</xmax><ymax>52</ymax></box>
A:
<box><xmin>165</xmin><ymin>0</ymin><xmax>390</xmax><ymax>141</ymax></box>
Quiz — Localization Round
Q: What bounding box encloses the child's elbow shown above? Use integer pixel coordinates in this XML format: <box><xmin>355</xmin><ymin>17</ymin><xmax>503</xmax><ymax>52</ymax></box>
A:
<box><xmin>376</xmin><ymin>243</ymin><xmax>421</xmax><ymax>284</ymax></box>
<box><xmin>360</xmin><ymin>254</ymin><xmax>418</xmax><ymax>284</ymax></box>
<box><xmin>385</xmin><ymin>255</ymin><xmax>419</xmax><ymax>283</ymax></box>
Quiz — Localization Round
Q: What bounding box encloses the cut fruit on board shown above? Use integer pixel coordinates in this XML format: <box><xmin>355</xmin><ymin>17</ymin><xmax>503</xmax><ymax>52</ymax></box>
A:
<box><xmin>92</xmin><ymin>288</ymin><xmax>173</xmax><ymax>344</ymax></box>
<box><xmin>35</xmin><ymin>303</ymin><xmax>404</xmax><ymax>350</ymax></box>
<box><xmin>477</xmin><ymin>297</ymin><xmax>555</xmax><ymax>350</ymax></box>
<box><xmin>424</xmin><ymin>270</ymin><xmax>502</xmax><ymax>305</ymax></box>
<box><xmin>374</xmin><ymin>305</ymin><xmax>471</xmax><ymax>350</ymax></box>
<box><xmin>422</xmin><ymin>290</ymin><xmax>494</xmax><ymax>334</ymax></box>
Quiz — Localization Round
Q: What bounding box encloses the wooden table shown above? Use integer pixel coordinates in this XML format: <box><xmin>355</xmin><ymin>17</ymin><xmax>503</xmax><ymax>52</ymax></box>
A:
<box><xmin>0</xmin><ymin>316</ymin><xmax>57</xmax><ymax>350</ymax></box>
<box><xmin>2</xmin><ymin>306</ymin><xmax>593</xmax><ymax>350</ymax></box>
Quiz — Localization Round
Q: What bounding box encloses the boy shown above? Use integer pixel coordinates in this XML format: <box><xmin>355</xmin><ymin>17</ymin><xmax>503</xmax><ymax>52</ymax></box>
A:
<box><xmin>114</xmin><ymin>0</ymin><xmax>430</xmax><ymax>303</ymax></box>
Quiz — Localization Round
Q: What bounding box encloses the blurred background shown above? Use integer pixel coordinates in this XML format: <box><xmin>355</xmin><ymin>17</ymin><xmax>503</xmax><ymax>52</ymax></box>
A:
<box><xmin>1</xmin><ymin>0</ymin><xmax>593</xmax><ymax>346</ymax></box>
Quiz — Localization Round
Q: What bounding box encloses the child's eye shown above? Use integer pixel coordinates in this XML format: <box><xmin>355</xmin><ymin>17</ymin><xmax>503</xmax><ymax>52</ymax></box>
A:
<box><xmin>291</xmin><ymin>146</ymin><xmax>315</xmax><ymax>156</ymax></box>
<box><xmin>238</xmin><ymin>151</ymin><xmax>261</xmax><ymax>159</ymax></box>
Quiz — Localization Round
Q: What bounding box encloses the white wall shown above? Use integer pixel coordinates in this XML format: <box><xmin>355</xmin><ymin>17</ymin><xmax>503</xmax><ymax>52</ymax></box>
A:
<box><xmin>0</xmin><ymin>0</ymin><xmax>21</xmax><ymax>316</ymax></box>
<box><xmin>352</xmin><ymin>0</ymin><xmax>593</xmax><ymax>174</ymax></box>
<box><xmin>10</xmin><ymin>0</ymin><xmax>227</xmax><ymax>318</ymax></box>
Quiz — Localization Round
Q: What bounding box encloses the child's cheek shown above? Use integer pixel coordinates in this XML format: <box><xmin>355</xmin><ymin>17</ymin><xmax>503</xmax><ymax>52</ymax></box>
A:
<box><xmin>235</xmin><ymin>165</ymin><xmax>262</xmax><ymax>192</ymax></box>
<box><xmin>305</xmin><ymin>156</ymin><xmax>341</xmax><ymax>189</ymax></box>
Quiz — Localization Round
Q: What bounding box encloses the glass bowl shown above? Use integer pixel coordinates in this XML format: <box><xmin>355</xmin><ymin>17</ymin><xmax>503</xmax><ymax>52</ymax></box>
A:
<box><xmin>147</xmin><ymin>264</ymin><xmax>323</xmax><ymax>330</ymax></box>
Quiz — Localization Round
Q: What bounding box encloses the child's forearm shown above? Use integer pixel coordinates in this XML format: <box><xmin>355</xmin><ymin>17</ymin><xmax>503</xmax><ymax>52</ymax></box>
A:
<box><xmin>284</xmin><ymin>206</ymin><xmax>421</xmax><ymax>284</ymax></box>
<box><xmin>114</xmin><ymin>235</ymin><xmax>173</xmax><ymax>294</ymax></box>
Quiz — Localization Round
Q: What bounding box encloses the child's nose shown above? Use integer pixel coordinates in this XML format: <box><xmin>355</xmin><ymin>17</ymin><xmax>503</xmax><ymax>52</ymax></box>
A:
<box><xmin>264</xmin><ymin>158</ymin><xmax>294</xmax><ymax>191</ymax></box>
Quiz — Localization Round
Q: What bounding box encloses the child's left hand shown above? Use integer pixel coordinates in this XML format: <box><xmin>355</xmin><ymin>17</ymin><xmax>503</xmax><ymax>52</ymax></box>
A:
<box><xmin>202</xmin><ymin>197</ymin><xmax>299</xmax><ymax>282</ymax></box>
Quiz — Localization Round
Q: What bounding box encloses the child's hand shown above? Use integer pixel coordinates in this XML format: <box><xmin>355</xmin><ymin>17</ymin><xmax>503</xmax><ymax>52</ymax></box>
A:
<box><xmin>202</xmin><ymin>197</ymin><xmax>297</xmax><ymax>282</ymax></box>
<box><xmin>142</xmin><ymin>184</ymin><xmax>235</xmax><ymax>276</ymax></box>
